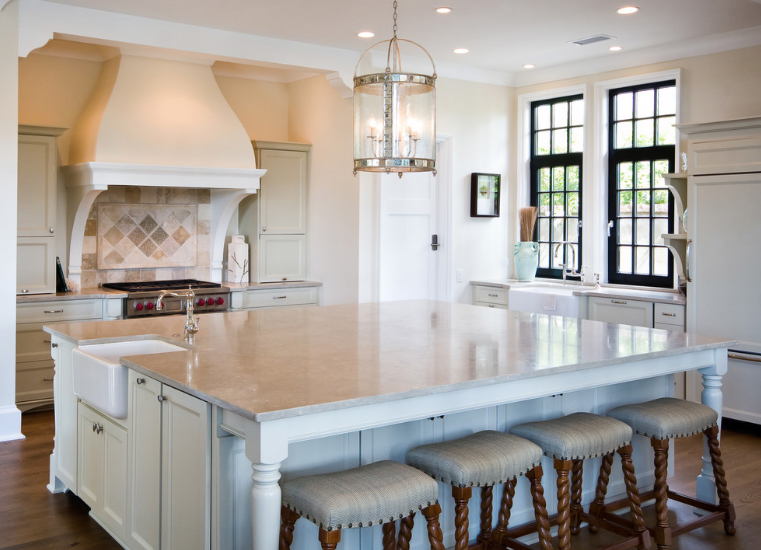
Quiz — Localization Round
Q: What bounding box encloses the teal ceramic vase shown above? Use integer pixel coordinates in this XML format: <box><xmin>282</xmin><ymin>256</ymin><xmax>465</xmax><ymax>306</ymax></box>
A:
<box><xmin>514</xmin><ymin>242</ymin><xmax>539</xmax><ymax>281</ymax></box>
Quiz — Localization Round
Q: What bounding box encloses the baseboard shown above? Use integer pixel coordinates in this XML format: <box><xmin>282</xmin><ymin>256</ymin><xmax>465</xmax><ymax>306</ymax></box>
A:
<box><xmin>0</xmin><ymin>405</ymin><xmax>24</xmax><ymax>442</ymax></box>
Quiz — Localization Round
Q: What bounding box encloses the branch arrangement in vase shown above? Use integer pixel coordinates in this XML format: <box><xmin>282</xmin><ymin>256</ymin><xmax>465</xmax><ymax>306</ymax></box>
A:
<box><xmin>519</xmin><ymin>207</ymin><xmax>538</xmax><ymax>242</ymax></box>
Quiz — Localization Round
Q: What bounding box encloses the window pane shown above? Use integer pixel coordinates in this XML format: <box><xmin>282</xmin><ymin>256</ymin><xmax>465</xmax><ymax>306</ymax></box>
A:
<box><xmin>619</xmin><ymin>162</ymin><xmax>633</xmax><ymax>189</ymax></box>
<box><xmin>552</xmin><ymin>167</ymin><xmax>565</xmax><ymax>191</ymax></box>
<box><xmin>552</xmin><ymin>218</ymin><xmax>564</xmax><ymax>242</ymax></box>
<box><xmin>653</xmin><ymin>247</ymin><xmax>669</xmax><ymax>276</ymax></box>
<box><xmin>571</xmin><ymin>100</ymin><xmax>584</xmax><ymax>126</ymax></box>
<box><xmin>570</xmin><ymin>127</ymin><xmax>583</xmax><ymax>152</ymax></box>
<box><xmin>536</xmin><ymin>104</ymin><xmax>551</xmax><ymax>129</ymax></box>
<box><xmin>553</xmin><ymin>102</ymin><xmax>568</xmax><ymax>127</ymax></box>
<box><xmin>568</xmin><ymin>218</ymin><xmax>579</xmax><ymax>243</ymax></box>
<box><xmin>567</xmin><ymin>193</ymin><xmax>579</xmax><ymax>216</ymax></box>
<box><xmin>653</xmin><ymin>189</ymin><xmax>669</xmax><ymax>217</ymax></box>
<box><xmin>636</xmin><ymin>191</ymin><xmax>651</xmax><ymax>216</ymax></box>
<box><xmin>636</xmin><ymin>89</ymin><xmax>655</xmax><ymax>118</ymax></box>
<box><xmin>619</xmin><ymin>246</ymin><xmax>632</xmax><ymax>273</ymax></box>
<box><xmin>654</xmin><ymin>160</ymin><xmax>669</xmax><ymax>187</ymax></box>
<box><xmin>653</xmin><ymin>219</ymin><xmax>668</xmax><ymax>244</ymax></box>
<box><xmin>635</xmin><ymin>119</ymin><xmax>654</xmax><ymax>147</ymax></box>
<box><xmin>619</xmin><ymin>191</ymin><xmax>632</xmax><ymax>217</ymax></box>
<box><xmin>619</xmin><ymin>218</ymin><xmax>632</xmax><ymax>244</ymax></box>
<box><xmin>553</xmin><ymin>129</ymin><xmax>568</xmax><ymax>154</ymax></box>
<box><xmin>538</xmin><ymin>242</ymin><xmax>550</xmax><ymax>268</ymax></box>
<box><xmin>539</xmin><ymin>218</ymin><xmax>550</xmax><ymax>242</ymax></box>
<box><xmin>539</xmin><ymin>167</ymin><xmax>551</xmax><ymax>191</ymax></box>
<box><xmin>657</xmin><ymin>116</ymin><xmax>676</xmax><ymax>145</ymax></box>
<box><xmin>616</xmin><ymin>92</ymin><xmax>633</xmax><ymax>121</ymax></box>
<box><xmin>567</xmin><ymin>166</ymin><xmax>580</xmax><ymax>190</ymax></box>
<box><xmin>537</xmin><ymin>131</ymin><xmax>550</xmax><ymax>155</ymax></box>
<box><xmin>657</xmin><ymin>86</ymin><xmax>676</xmax><ymax>115</ymax></box>
<box><xmin>636</xmin><ymin>161</ymin><xmax>651</xmax><ymax>188</ymax></box>
<box><xmin>635</xmin><ymin>246</ymin><xmax>650</xmax><ymax>274</ymax></box>
<box><xmin>539</xmin><ymin>193</ymin><xmax>550</xmax><ymax>216</ymax></box>
<box><xmin>636</xmin><ymin>219</ymin><xmax>650</xmax><ymax>245</ymax></box>
<box><xmin>615</xmin><ymin>121</ymin><xmax>633</xmax><ymax>148</ymax></box>
<box><xmin>553</xmin><ymin>193</ymin><xmax>565</xmax><ymax>216</ymax></box>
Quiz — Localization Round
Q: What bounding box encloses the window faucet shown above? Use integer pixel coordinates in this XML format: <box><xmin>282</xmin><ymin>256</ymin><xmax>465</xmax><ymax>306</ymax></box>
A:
<box><xmin>156</xmin><ymin>286</ymin><xmax>199</xmax><ymax>341</ymax></box>
<box><xmin>553</xmin><ymin>242</ymin><xmax>582</xmax><ymax>286</ymax></box>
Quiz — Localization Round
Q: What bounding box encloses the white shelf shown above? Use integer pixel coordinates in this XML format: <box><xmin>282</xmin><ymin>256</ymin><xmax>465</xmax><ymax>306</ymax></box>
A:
<box><xmin>662</xmin><ymin>173</ymin><xmax>688</xmax><ymax>233</ymax></box>
<box><xmin>662</xmin><ymin>233</ymin><xmax>690</xmax><ymax>282</ymax></box>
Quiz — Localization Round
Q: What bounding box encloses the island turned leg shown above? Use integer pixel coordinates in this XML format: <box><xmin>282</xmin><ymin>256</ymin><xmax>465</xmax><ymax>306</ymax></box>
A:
<box><xmin>698</xmin><ymin>367</ymin><xmax>724</xmax><ymax>505</ymax></box>
<box><xmin>252</xmin><ymin>462</ymin><xmax>283</xmax><ymax>550</ymax></box>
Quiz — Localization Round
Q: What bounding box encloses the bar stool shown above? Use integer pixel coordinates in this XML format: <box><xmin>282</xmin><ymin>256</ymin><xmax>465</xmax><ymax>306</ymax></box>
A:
<box><xmin>278</xmin><ymin>460</ymin><xmax>445</xmax><ymax>550</ymax></box>
<box><xmin>407</xmin><ymin>430</ymin><xmax>553</xmax><ymax>550</ymax></box>
<box><xmin>511</xmin><ymin>412</ymin><xmax>652</xmax><ymax>550</ymax></box>
<box><xmin>607</xmin><ymin>397</ymin><xmax>736</xmax><ymax>549</ymax></box>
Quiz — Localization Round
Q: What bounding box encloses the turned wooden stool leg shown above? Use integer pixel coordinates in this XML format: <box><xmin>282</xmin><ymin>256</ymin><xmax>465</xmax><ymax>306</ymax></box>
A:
<box><xmin>555</xmin><ymin>458</ymin><xmax>573</xmax><ymax>550</ymax></box>
<box><xmin>570</xmin><ymin>459</ymin><xmax>584</xmax><ymax>535</ymax></box>
<box><xmin>318</xmin><ymin>528</ymin><xmax>341</xmax><ymax>550</ymax></box>
<box><xmin>618</xmin><ymin>444</ymin><xmax>651</xmax><ymax>550</ymax></box>
<box><xmin>651</xmin><ymin>438</ymin><xmax>672</xmax><ymax>550</ymax></box>
<box><xmin>526</xmin><ymin>465</ymin><xmax>553</xmax><ymax>550</ymax></box>
<box><xmin>279</xmin><ymin>506</ymin><xmax>300</xmax><ymax>550</ymax></box>
<box><xmin>489</xmin><ymin>478</ymin><xmax>516</xmax><ymax>547</ymax></box>
<box><xmin>452</xmin><ymin>485</ymin><xmax>473</xmax><ymax>550</ymax></box>
<box><xmin>398</xmin><ymin>513</ymin><xmax>415</xmax><ymax>550</ymax></box>
<box><xmin>588</xmin><ymin>452</ymin><xmax>614</xmax><ymax>534</ymax></box>
<box><xmin>705</xmin><ymin>425</ymin><xmax>737</xmax><ymax>535</ymax></box>
<box><xmin>477</xmin><ymin>485</ymin><xmax>494</xmax><ymax>546</ymax></box>
<box><xmin>423</xmin><ymin>503</ymin><xmax>446</xmax><ymax>550</ymax></box>
<box><xmin>382</xmin><ymin>521</ymin><xmax>396</xmax><ymax>550</ymax></box>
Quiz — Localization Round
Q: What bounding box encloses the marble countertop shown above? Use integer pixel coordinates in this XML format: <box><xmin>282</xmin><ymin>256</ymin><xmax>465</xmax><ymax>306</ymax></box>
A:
<box><xmin>223</xmin><ymin>280</ymin><xmax>322</xmax><ymax>292</ymax></box>
<box><xmin>17</xmin><ymin>288</ymin><xmax>128</xmax><ymax>303</ymax></box>
<box><xmin>471</xmin><ymin>279</ymin><xmax>686</xmax><ymax>305</ymax></box>
<box><xmin>44</xmin><ymin>301</ymin><xmax>731</xmax><ymax>423</ymax></box>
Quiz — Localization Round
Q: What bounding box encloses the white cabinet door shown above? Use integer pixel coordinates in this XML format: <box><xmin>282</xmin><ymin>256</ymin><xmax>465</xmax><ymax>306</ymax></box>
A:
<box><xmin>587</xmin><ymin>297</ymin><xmax>653</xmax><ymax>327</ymax></box>
<box><xmin>53</xmin><ymin>339</ymin><xmax>78</xmax><ymax>492</ymax></box>
<box><xmin>128</xmin><ymin>371</ymin><xmax>162</xmax><ymax>550</ymax></box>
<box><xmin>258</xmin><ymin>148</ymin><xmax>308</xmax><ymax>235</ymax></box>
<box><xmin>78</xmin><ymin>403</ymin><xmax>105</xmax><ymax>510</ymax></box>
<box><xmin>17</xmin><ymin>236</ymin><xmax>55</xmax><ymax>294</ymax></box>
<box><xmin>161</xmin><ymin>385</ymin><xmax>211</xmax><ymax>550</ymax></box>
<box><xmin>258</xmin><ymin>234</ymin><xmax>306</xmax><ymax>282</ymax></box>
<box><xmin>17</xmin><ymin>134</ymin><xmax>56</xmax><ymax>237</ymax></box>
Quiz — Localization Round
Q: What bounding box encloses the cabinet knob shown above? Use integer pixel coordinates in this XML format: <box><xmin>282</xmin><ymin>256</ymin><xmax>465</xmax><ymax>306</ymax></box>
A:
<box><xmin>92</xmin><ymin>422</ymin><xmax>97</xmax><ymax>432</ymax></box>
<box><xmin>49</xmin><ymin>227</ymin><xmax>55</xmax><ymax>233</ymax></box>
<box><xmin>21</xmin><ymin>289</ymin><xmax>29</xmax><ymax>294</ymax></box>
<box><xmin>157</xmin><ymin>395</ymin><xmax>167</xmax><ymax>403</ymax></box>
<box><xmin>96</xmin><ymin>423</ymin><xmax>103</xmax><ymax>435</ymax></box>
<box><xmin>51</xmin><ymin>343</ymin><xmax>58</xmax><ymax>348</ymax></box>
<box><xmin>136</xmin><ymin>378</ymin><xmax>145</xmax><ymax>385</ymax></box>
<box><xmin>262</xmin><ymin>226</ymin><xmax>266</xmax><ymax>232</ymax></box>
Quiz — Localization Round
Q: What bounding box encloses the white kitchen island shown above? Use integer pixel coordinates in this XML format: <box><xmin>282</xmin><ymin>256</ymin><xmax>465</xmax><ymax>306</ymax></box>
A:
<box><xmin>44</xmin><ymin>300</ymin><xmax>734</xmax><ymax>550</ymax></box>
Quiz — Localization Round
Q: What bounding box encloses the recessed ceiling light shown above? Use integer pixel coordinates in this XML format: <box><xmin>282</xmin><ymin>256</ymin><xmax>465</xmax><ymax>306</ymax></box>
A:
<box><xmin>523</xmin><ymin>64</ymin><xmax>535</xmax><ymax>69</ymax></box>
<box><xmin>436</xmin><ymin>7</ymin><xmax>452</xmax><ymax>14</ymax></box>
<box><xmin>617</xmin><ymin>6</ymin><xmax>639</xmax><ymax>15</ymax></box>
<box><xmin>609</xmin><ymin>46</ymin><xmax>623</xmax><ymax>51</ymax></box>
<box><xmin>358</xmin><ymin>31</ymin><xmax>375</xmax><ymax>38</ymax></box>
<box><xmin>453</xmin><ymin>48</ymin><xmax>469</xmax><ymax>54</ymax></box>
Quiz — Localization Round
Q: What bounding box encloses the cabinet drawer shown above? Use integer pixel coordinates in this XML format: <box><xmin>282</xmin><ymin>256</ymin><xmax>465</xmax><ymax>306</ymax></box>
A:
<box><xmin>16</xmin><ymin>322</ymin><xmax>56</xmax><ymax>363</ymax></box>
<box><xmin>16</xmin><ymin>360</ymin><xmax>55</xmax><ymax>403</ymax></box>
<box><xmin>474</xmin><ymin>286</ymin><xmax>508</xmax><ymax>305</ymax></box>
<box><xmin>654</xmin><ymin>303</ymin><xmax>685</xmax><ymax>328</ymax></box>
<box><xmin>17</xmin><ymin>299</ymin><xmax>102</xmax><ymax>323</ymax></box>
<box><xmin>587</xmin><ymin>297</ymin><xmax>653</xmax><ymax>328</ymax></box>
<box><xmin>475</xmin><ymin>302</ymin><xmax>509</xmax><ymax>310</ymax></box>
<box><xmin>244</xmin><ymin>286</ymin><xmax>318</xmax><ymax>309</ymax></box>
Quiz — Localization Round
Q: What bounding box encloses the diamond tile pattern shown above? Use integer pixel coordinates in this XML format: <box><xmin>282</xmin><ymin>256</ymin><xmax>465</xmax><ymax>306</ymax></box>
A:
<box><xmin>98</xmin><ymin>203</ymin><xmax>197</xmax><ymax>269</ymax></box>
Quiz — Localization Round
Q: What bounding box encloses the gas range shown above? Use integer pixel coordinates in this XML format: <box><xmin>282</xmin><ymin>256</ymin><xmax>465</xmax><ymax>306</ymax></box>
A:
<box><xmin>102</xmin><ymin>279</ymin><xmax>230</xmax><ymax>318</ymax></box>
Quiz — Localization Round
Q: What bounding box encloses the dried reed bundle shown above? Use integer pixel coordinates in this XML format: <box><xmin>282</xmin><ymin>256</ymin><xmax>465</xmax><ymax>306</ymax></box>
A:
<box><xmin>519</xmin><ymin>206</ymin><xmax>538</xmax><ymax>242</ymax></box>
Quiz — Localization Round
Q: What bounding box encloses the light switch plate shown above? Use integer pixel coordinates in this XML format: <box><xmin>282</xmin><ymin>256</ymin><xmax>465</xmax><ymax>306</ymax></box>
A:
<box><xmin>456</xmin><ymin>269</ymin><xmax>463</xmax><ymax>283</ymax></box>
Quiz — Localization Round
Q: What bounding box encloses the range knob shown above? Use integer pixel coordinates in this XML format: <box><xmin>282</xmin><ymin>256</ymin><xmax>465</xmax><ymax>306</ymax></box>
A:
<box><xmin>206</xmin><ymin>297</ymin><xmax>215</xmax><ymax>306</ymax></box>
<box><xmin>145</xmin><ymin>302</ymin><xmax>155</xmax><ymax>311</ymax></box>
<box><xmin>216</xmin><ymin>297</ymin><xmax>225</xmax><ymax>306</ymax></box>
<box><xmin>197</xmin><ymin>298</ymin><xmax>206</xmax><ymax>307</ymax></box>
<box><xmin>134</xmin><ymin>302</ymin><xmax>144</xmax><ymax>311</ymax></box>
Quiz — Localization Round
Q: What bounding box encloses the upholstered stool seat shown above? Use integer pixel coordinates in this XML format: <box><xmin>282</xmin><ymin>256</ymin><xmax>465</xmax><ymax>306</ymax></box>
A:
<box><xmin>511</xmin><ymin>412</ymin><xmax>652</xmax><ymax>550</ymax></box>
<box><xmin>607</xmin><ymin>398</ymin><xmax>736</xmax><ymax>549</ymax></box>
<box><xmin>407</xmin><ymin>430</ymin><xmax>552</xmax><ymax>550</ymax></box>
<box><xmin>279</xmin><ymin>460</ymin><xmax>445</xmax><ymax>550</ymax></box>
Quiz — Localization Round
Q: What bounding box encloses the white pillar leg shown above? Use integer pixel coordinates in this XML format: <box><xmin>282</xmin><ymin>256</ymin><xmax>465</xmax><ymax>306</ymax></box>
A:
<box><xmin>697</xmin><ymin>370</ymin><xmax>723</xmax><ymax>505</ymax></box>
<box><xmin>251</xmin><ymin>462</ymin><xmax>282</xmax><ymax>550</ymax></box>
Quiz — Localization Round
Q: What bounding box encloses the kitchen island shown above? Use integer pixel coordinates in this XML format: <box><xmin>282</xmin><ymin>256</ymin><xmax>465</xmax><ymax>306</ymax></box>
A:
<box><xmin>44</xmin><ymin>300</ymin><xmax>734</xmax><ymax>550</ymax></box>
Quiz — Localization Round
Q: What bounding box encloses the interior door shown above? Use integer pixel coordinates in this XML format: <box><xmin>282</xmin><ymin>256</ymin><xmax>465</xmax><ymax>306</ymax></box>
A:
<box><xmin>379</xmin><ymin>170</ymin><xmax>441</xmax><ymax>301</ymax></box>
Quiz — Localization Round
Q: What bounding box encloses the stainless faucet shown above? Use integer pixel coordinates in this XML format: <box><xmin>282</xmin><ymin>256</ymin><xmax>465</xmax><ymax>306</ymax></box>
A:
<box><xmin>156</xmin><ymin>286</ymin><xmax>199</xmax><ymax>341</ymax></box>
<box><xmin>553</xmin><ymin>241</ymin><xmax>582</xmax><ymax>286</ymax></box>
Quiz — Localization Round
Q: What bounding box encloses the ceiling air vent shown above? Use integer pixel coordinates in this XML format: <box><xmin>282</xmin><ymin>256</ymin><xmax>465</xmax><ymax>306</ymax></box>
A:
<box><xmin>569</xmin><ymin>34</ymin><xmax>616</xmax><ymax>46</ymax></box>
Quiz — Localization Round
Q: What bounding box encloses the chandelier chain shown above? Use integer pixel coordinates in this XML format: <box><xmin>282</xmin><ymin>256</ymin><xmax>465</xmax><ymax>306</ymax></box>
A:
<box><xmin>392</xmin><ymin>0</ymin><xmax>398</xmax><ymax>38</ymax></box>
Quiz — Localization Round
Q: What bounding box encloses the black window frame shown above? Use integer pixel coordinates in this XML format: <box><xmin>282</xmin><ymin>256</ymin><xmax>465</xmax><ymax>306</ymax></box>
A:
<box><xmin>607</xmin><ymin>80</ymin><xmax>676</xmax><ymax>288</ymax></box>
<box><xmin>530</xmin><ymin>94</ymin><xmax>584</xmax><ymax>279</ymax></box>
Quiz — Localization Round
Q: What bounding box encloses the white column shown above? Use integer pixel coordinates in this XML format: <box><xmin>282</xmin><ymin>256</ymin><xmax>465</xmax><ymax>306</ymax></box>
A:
<box><xmin>696</xmin><ymin>350</ymin><xmax>728</xmax><ymax>504</ymax></box>
<box><xmin>0</xmin><ymin>0</ymin><xmax>23</xmax><ymax>442</ymax></box>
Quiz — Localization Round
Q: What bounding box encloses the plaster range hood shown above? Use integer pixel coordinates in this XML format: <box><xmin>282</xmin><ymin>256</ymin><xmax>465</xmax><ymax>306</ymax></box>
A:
<box><xmin>63</xmin><ymin>53</ymin><xmax>266</xmax><ymax>285</ymax></box>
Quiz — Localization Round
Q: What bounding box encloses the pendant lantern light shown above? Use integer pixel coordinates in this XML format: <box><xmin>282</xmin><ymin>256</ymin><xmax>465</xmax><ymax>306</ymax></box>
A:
<box><xmin>353</xmin><ymin>0</ymin><xmax>437</xmax><ymax>177</ymax></box>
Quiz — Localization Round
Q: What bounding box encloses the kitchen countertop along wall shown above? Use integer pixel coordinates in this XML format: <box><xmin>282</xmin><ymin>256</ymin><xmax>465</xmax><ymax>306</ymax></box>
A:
<box><xmin>16</xmin><ymin>288</ymin><xmax>127</xmax><ymax>303</ymax></box>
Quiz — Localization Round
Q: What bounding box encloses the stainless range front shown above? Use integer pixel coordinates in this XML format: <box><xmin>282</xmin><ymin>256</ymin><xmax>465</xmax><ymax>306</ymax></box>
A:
<box><xmin>102</xmin><ymin>279</ymin><xmax>230</xmax><ymax>318</ymax></box>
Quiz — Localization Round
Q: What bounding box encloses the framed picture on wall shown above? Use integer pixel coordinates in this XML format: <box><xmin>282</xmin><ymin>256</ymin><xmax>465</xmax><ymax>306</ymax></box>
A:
<box><xmin>470</xmin><ymin>173</ymin><xmax>500</xmax><ymax>217</ymax></box>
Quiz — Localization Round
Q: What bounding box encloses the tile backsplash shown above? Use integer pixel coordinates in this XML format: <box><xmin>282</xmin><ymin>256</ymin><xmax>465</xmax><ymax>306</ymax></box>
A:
<box><xmin>81</xmin><ymin>186</ymin><xmax>211</xmax><ymax>288</ymax></box>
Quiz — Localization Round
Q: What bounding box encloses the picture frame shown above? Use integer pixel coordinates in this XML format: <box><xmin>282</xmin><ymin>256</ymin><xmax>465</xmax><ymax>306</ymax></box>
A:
<box><xmin>470</xmin><ymin>173</ymin><xmax>500</xmax><ymax>217</ymax></box>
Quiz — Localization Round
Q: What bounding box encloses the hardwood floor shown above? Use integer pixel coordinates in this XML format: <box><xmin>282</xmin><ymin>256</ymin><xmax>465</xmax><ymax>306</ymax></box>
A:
<box><xmin>1</xmin><ymin>411</ymin><xmax>758</xmax><ymax>549</ymax></box>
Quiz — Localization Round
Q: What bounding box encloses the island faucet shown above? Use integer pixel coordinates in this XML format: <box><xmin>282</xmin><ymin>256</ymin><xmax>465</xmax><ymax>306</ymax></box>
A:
<box><xmin>156</xmin><ymin>286</ymin><xmax>199</xmax><ymax>341</ymax></box>
<box><xmin>553</xmin><ymin>241</ymin><xmax>582</xmax><ymax>286</ymax></box>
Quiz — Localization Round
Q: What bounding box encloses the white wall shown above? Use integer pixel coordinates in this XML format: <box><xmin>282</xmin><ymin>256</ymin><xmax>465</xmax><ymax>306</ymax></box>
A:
<box><xmin>0</xmin><ymin>0</ymin><xmax>22</xmax><ymax>441</ymax></box>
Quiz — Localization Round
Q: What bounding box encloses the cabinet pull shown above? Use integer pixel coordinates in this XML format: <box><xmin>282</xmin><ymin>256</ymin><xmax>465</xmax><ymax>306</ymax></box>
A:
<box><xmin>273</xmin><ymin>295</ymin><xmax>287</xmax><ymax>300</ymax></box>
<box><xmin>51</xmin><ymin>343</ymin><xmax>58</xmax><ymax>348</ymax></box>
<box><xmin>43</xmin><ymin>377</ymin><xmax>53</xmax><ymax>382</ymax></box>
<box><xmin>157</xmin><ymin>395</ymin><xmax>167</xmax><ymax>403</ymax></box>
<box><xmin>43</xmin><ymin>339</ymin><xmax>51</xmax><ymax>344</ymax></box>
<box><xmin>488</xmin><ymin>293</ymin><xmax>498</xmax><ymax>298</ymax></box>
<box><xmin>44</xmin><ymin>309</ymin><xmax>64</xmax><ymax>314</ymax></box>
<box><xmin>661</xmin><ymin>312</ymin><xmax>677</xmax><ymax>317</ymax></box>
<box><xmin>136</xmin><ymin>378</ymin><xmax>145</xmax><ymax>385</ymax></box>
<box><xmin>611</xmin><ymin>300</ymin><xmax>627</xmax><ymax>305</ymax></box>
<box><xmin>96</xmin><ymin>423</ymin><xmax>103</xmax><ymax>435</ymax></box>
<box><xmin>92</xmin><ymin>422</ymin><xmax>97</xmax><ymax>432</ymax></box>
<box><xmin>488</xmin><ymin>304</ymin><xmax>495</xmax><ymax>308</ymax></box>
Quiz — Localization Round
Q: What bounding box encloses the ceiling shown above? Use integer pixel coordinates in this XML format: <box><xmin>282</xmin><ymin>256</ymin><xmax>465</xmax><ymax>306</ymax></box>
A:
<box><xmin>40</xmin><ymin>0</ymin><xmax>761</xmax><ymax>84</ymax></box>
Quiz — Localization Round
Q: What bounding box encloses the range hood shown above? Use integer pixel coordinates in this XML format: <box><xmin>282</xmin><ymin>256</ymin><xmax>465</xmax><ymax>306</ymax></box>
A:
<box><xmin>63</xmin><ymin>53</ymin><xmax>265</xmax><ymax>285</ymax></box>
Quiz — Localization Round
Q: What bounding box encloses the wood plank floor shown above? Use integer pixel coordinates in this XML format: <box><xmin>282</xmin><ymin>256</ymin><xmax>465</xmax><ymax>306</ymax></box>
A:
<box><xmin>1</xmin><ymin>411</ymin><xmax>758</xmax><ymax>549</ymax></box>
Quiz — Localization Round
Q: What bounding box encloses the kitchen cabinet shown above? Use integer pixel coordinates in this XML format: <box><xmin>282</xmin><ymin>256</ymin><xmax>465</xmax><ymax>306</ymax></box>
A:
<box><xmin>128</xmin><ymin>370</ymin><xmax>211</xmax><ymax>550</ymax></box>
<box><xmin>49</xmin><ymin>337</ymin><xmax>78</xmax><ymax>493</ymax></box>
<box><xmin>587</xmin><ymin>296</ymin><xmax>654</xmax><ymax>328</ymax></box>
<box><xmin>77</xmin><ymin>402</ymin><xmax>128</xmax><ymax>540</ymax></box>
<box><xmin>654</xmin><ymin>302</ymin><xmax>687</xmax><ymax>398</ymax></box>
<box><xmin>471</xmin><ymin>284</ymin><xmax>509</xmax><ymax>309</ymax></box>
<box><xmin>17</xmin><ymin>125</ymin><xmax>66</xmax><ymax>295</ymax></box>
<box><xmin>239</xmin><ymin>141</ymin><xmax>310</xmax><ymax>282</ymax></box>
